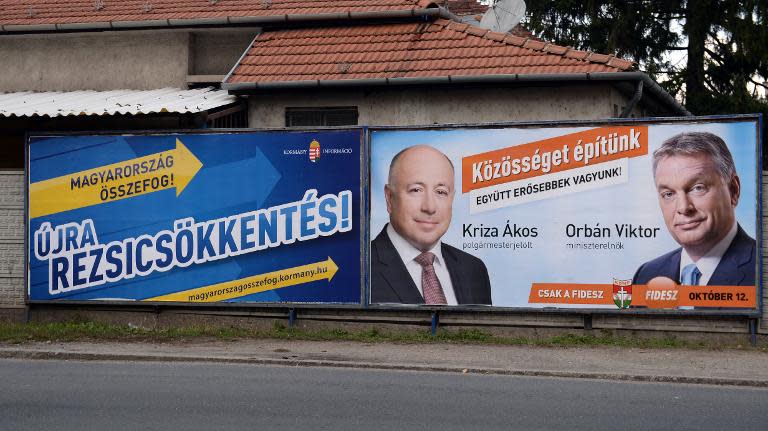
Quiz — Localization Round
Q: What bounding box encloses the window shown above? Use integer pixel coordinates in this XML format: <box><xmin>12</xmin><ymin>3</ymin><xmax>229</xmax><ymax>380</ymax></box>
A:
<box><xmin>285</xmin><ymin>107</ymin><xmax>358</xmax><ymax>127</ymax></box>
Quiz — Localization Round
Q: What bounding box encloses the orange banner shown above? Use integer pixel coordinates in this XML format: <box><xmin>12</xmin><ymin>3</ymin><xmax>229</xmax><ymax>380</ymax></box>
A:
<box><xmin>461</xmin><ymin>126</ymin><xmax>648</xmax><ymax>193</ymax></box>
<box><xmin>529</xmin><ymin>282</ymin><xmax>756</xmax><ymax>309</ymax></box>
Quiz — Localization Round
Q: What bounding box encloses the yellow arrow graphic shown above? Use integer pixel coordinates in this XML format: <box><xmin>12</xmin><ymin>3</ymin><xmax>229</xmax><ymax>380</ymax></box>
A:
<box><xmin>29</xmin><ymin>138</ymin><xmax>202</xmax><ymax>219</ymax></box>
<box><xmin>144</xmin><ymin>257</ymin><xmax>339</xmax><ymax>303</ymax></box>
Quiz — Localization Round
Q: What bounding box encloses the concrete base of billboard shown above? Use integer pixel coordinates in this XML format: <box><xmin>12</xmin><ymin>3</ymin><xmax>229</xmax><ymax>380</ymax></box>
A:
<box><xmin>23</xmin><ymin>303</ymin><xmax>765</xmax><ymax>346</ymax></box>
<box><xmin>0</xmin><ymin>307</ymin><xmax>25</xmax><ymax>323</ymax></box>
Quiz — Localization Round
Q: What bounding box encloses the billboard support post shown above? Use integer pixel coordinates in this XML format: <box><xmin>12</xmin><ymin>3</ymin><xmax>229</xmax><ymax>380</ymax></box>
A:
<box><xmin>749</xmin><ymin>319</ymin><xmax>758</xmax><ymax>347</ymax></box>
<box><xmin>431</xmin><ymin>312</ymin><xmax>439</xmax><ymax>335</ymax></box>
<box><xmin>288</xmin><ymin>308</ymin><xmax>297</xmax><ymax>328</ymax></box>
<box><xmin>583</xmin><ymin>314</ymin><xmax>593</xmax><ymax>331</ymax></box>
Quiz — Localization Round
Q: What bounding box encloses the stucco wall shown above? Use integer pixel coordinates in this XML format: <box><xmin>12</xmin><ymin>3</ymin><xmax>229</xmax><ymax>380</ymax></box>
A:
<box><xmin>0</xmin><ymin>31</ymin><xmax>190</xmax><ymax>91</ymax></box>
<box><xmin>248</xmin><ymin>85</ymin><xmax>620</xmax><ymax>127</ymax></box>
<box><xmin>607</xmin><ymin>85</ymin><xmax>648</xmax><ymax>118</ymax></box>
<box><xmin>190</xmin><ymin>30</ymin><xmax>257</xmax><ymax>76</ymax></box>
<box><xmin>0</xmin><ymin>171</ymin><xmax>24</xmax><ymax>308</ymax></box>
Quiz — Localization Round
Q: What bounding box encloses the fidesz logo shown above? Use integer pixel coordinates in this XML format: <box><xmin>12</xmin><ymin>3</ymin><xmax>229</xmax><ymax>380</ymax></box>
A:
<box><xmin>309</xmin><ymin>139</ymin><xmax>320</xmax><ymax>163</ymax></box>
<box><xmin>612</xmin><ymin>279</ymin><xmax>632</xmax><ymax>309</ymax></box>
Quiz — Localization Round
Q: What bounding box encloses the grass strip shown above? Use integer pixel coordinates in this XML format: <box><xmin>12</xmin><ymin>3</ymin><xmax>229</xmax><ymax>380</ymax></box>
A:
<box><xmin>0</xmin><ymin>320</ymin><xmax>764</xmax><ymax>351</ymax></box>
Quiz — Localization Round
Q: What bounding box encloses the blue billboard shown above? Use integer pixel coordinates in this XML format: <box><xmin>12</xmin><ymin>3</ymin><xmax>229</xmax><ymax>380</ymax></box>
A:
<box><xmin>28</xmin><ymin>130</ymin><xmax>363</xmax><ymax>304</ymax></box>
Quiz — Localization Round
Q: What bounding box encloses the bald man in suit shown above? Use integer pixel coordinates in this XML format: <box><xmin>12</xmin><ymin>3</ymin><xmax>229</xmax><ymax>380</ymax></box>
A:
<box><xmin>371</xmin><ymin>145</ymin><xmax>491</xmax><ymax>305</ymax></box>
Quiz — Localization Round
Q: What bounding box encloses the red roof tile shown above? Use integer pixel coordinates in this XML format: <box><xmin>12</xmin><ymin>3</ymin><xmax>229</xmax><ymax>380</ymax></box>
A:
<box><xmin>226</xmin><ymin>19</ymin><xmax>635</xmax><ymax>85</ymax></box>
<box><xmin>0</xmin><ymin>0</ymin><xmax>434</xmax><ymax>27</ymax></box>
<box><xmin>564</xmin><ymin>49</ymin><xmax>591</xmax><ymax>61</ymax></box>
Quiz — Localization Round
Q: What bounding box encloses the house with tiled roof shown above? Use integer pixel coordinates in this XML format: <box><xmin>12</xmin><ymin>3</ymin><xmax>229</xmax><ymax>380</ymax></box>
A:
<box><xmin>224</xmin><ymin>16</ymin><xmax>687</xmax><ymax>127</ymax></box>
<box><xmin>0</xmin><ymin>1</ymin><xmax>687</xmax><ymax>134</ymax></box>
<box><xmin>0</xmin><ymin>0</ymin><xmax>688</xmax><ymax>316</ymax></box>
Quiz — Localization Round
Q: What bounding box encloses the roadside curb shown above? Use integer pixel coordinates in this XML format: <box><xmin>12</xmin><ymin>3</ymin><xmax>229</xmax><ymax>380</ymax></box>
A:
<box><xmin>2</xmin><ymin>349</ymin><xmax>766</xmax><ymax>388</ymax></box>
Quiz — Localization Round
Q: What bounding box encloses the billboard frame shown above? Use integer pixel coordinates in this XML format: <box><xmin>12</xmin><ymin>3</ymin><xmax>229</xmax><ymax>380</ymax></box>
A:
<box><xmin>25</xmin><ymin>126</ymin><xmax>368</xmax><ymax>307</ymax></box>
<box><xmin>366</xmin><ymin>114</ymin><xmax>763</xmax><ymax>317</ymax></box>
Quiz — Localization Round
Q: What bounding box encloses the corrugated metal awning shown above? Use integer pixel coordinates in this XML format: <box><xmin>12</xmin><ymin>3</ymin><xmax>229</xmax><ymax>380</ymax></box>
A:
<box><xmin>0</xmin><ymin>87</ymin><xmax>238</xmax><ymax>118</ymax></box>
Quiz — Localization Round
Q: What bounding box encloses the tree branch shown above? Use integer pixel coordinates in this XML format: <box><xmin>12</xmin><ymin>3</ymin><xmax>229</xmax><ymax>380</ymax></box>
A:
<box><xmin>708</xmin><ymin>32</ymin><xmax>732</xmax><ymax>51</ymax></box>
<box><xmin>750</xmin><ymin>78</ymin><xmax>768</xmax><ymax>90</ymax></box>
<box><xmin>704</xmin><ymin>47</ymin><xmax>725</xmax><ymax>65</ymax></box>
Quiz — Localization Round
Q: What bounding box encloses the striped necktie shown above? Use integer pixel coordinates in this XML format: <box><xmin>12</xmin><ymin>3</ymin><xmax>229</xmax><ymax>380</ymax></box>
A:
<box><xmin>414</xmin><ymin>252</ymin><xmax>447</xmax><ymax>305</ymax></box>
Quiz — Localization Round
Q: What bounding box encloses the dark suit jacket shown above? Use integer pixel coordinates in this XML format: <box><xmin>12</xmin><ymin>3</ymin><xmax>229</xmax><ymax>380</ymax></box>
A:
<box><xmin>632</xmin><ymin>225</ymin><xmax>756</xmax><ymax>286</ymax></box>
<box><xmin>371</xmin><ymin>226</ymin><xmax>492</xmax><ymax>305</ymax></box>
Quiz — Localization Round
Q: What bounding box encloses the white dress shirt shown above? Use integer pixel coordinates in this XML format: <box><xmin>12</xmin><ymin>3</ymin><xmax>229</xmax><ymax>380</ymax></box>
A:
<box><xmin>386</xmin><ymin>224</ymin><xmax>458</xmax><ymax>305</ymax></box>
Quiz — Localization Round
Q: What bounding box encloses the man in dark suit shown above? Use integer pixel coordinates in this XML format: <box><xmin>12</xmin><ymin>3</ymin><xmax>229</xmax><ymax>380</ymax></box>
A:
<box><xmin>371</xmin><ymin>145</ymin><xmax>491</xmax><ymax>305</ymax></box>
<box><xmin>633</xmin><ymin>132</ymin><xmax>756</xmax><ymax>286</ymax></box>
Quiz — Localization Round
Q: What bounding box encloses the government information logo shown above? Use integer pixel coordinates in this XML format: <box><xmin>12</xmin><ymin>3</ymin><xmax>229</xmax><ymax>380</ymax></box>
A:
<box><xmin>613</xmin><ymin>279</ymin><xmax>632</xmax><ymax>309</ymax></box>
<box><xmin>309</xmin><ymin>139</ymin><xmax>320</xmax><ymax>162</ymax></box>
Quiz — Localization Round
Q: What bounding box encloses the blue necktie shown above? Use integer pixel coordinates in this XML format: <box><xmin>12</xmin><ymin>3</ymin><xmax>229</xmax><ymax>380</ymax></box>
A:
<box><xmin>681</xmin><ymin>264</ymin><xmax>701</xmax><ymax>285</ymax></box>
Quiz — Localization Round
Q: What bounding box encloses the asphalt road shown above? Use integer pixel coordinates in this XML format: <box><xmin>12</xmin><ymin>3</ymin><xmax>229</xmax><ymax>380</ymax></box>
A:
<box><xmin>2</xmin><ymin>359</ymin><xmax>767</xmax><ymax>431</ymax></box>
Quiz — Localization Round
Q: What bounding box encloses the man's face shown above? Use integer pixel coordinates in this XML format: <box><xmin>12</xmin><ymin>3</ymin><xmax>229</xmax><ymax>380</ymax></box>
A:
<box><xmin>385</xmin><ymin>146</ymin><xmax>454</xmax><ymax>252</ymax></box>
<box><xmin>655</xmin><ymin>153</ymin><xmax>739</xmax><ymax>258</ymax></box>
